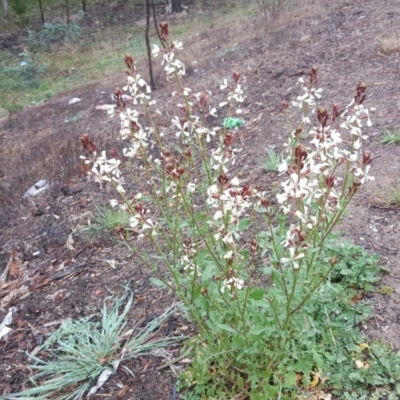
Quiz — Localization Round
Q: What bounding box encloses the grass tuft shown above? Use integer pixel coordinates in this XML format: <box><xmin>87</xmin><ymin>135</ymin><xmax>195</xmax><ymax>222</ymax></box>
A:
<box><xmin>263</xmin><ymin>147</ymin><xmax>286</xmax><ymax>172</ymax></box>
<box><xmin>381</xmin><ymin>129</ymin><xmax>400</xmax><ymax>145</ymax></box>
<box><xmin>6</xmin><ymin>290</ymin><xmax>183</xmax><ymax>399</ymax></box>
<box><xmin>378</xmin><ymin>30</ymin><xmax>400</xmax><ymax>54</ymax></box>
<box><xmin>384</xmin><ymin>185</ymin><xmax>400</xmax><ymax>206</ymax></box>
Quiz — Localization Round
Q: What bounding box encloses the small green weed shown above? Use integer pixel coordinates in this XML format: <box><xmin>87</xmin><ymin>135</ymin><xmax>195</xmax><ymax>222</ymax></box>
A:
<box><xmin>263</xmin><ymin>147</ymin><xmax>286</xmax><ymax>172</ymax></box>
<box><xmin>217</xmin><ymin>44</ymin><xmax>241</xmax><ymax>58</ymax></box>
<box><xmin>93</xmin><ymin>204</ymin><xmax>132</xmax><ymax>232</ymax></box>
<box><xmin>379</xmin><ymin>285</ymin><xmax>394</xmax><ymax>295</ymax></box>
<box><xmin>381</xmin><ymin>129</ymin><xmax>400</xmax><ymax>145</ymax></box>
<box><xmin>7</xmin><ymin>291</ymin><xmax>184</xmax><ymax>399</ymax></box>
<box><xmin>75</xmin><ymin>202</ymin><xmax>132</xmax><ymax>244</ymax></box>
<box><xmin>384</xmin><ymin>185</ymin><xmax>400</xmax><ymax>206</ymax></box>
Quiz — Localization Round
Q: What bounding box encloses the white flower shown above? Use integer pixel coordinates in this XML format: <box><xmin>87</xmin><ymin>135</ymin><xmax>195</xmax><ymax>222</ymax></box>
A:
<box><xmin>213</xmin><ymin>210</ymin><xmax>223</xmax><ymax>220</ymax></box>
<box><xmin>187</xmin><ymin>182</ymin><xmax>196</xmax><ymax>193</ymax></box>
<box><xmin>180</xmin><ymin>255</ymin><xmax>198</xmax><ymax>276</ymax></box>
<box><xmin>211</xmin><ymin>148</ymin><xmax>230</xmax><ymax>173</ymax></box>
<box><xmin>228</xmin><ymin>85</ymin><xmax>244</xmax><ymax>103</ymax></box>
<box><xmin>171</xmin><ymin>41</ymin><xmax>183</xmax><ymax>51</ymax></box>
<box><xmin>209</xmin><ymin>107</ymin><xmax>217</xmax><ymax>117</ymax></box>
<box><xmin>142</xmin><ymin>219</ymin><xmax>158</xmax><ymax>237</ymax></box>
<box><xmin>281</xmin><ymin>247</ymin><xmax>305</xmax><ymax>269</ymax></box>
<box><xmin>152</xmin><ymin>44</ymin><xmax>161</xmax><ymax>57</ymax></box>
<box><xmin>221</xmin><ymin>276</ymin><xmax>244</xmax><ymax>293</ymax></box>
<box><xmin>130</xmin><ymin>216</ymin><xmax>140</xmax><ymax>228</ymax></box>
<box><xmin>110</xmin><ymin>199</ymin><xmax>119</xmax><ymax>208</ymax></box>
<box><xmin>224</xmin><ymin>251</ymin><xmax>234</xmax><ymax>260</ymax></box>
<box><xmin>115</xmin><ymin>182</ymin><xmax>126</xmax><ymax>194</ymax></box>
<box><xmin>220</xmin><ymin>79</ymin><xmax>229</xmax><ymax>90</ymax></box>
<box><xmin>354</xmin><ymin>165</ymin><xmax>375</xmax><ymax>184</ymax></box>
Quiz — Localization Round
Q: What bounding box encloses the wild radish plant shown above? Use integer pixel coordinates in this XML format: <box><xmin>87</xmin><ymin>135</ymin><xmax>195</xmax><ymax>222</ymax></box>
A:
<box><xmin>81</xmin><ymin>23</ymin><xmax>379</xmax><ymax>399</ymax></box>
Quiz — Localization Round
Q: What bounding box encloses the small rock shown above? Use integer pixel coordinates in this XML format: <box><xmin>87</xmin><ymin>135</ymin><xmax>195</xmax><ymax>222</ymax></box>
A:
<box><xmin>68</xmin><ymin>97</ymin><xmax>81</xmax><ymax>105</ymax></box>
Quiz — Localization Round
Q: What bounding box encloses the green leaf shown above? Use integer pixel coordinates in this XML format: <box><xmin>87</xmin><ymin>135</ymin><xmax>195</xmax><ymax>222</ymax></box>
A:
<box><xmin>237</xmin><ymin>218</ymin><xmax>252</xmax><ymax>231</ymax></box>
<box><xmin>249</xmin><ymin>287</ymin><xmax>265</xmax><ymax>301</ymax></box>
<box><xmin>283</xmin><ymin>371</ymin><xmax>298</xmax><ymax>387</ymax></box>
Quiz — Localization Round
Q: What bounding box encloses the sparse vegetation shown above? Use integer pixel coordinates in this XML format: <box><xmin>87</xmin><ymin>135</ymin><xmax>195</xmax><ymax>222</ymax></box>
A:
<box><xmin>6</xmin><ymin>291</ymin><xmax>183</xmax><ymax>400</ymax></box>
<box><xmin>378</xmin><ymin>30</ymin><xmax>400</xmax><ymax>54</ymax></box>
<box><xmin>384</xmin><ymin>185</ymin><xmax>400</xmax><ymax>206</ymax></box>
<box><xmin>379</xmin><ymin>285</ymin><xmax>394</xmax><ymax>296</ymax></box>
<box><xmin>76</xmin><ymin>201</ymin><xmax>132</xmax><ymax>242</ymax></box>
<box><xmin>381</xmin><ymin>129</ymin><xmax>400</xmax><ymax>145</ymax></box>
<box><xmin>25</xmin><ymin>17</ymin><xmax>84</xmax><ymax>53</ymax></box>
<box><xmin>263</xmin><ymin>147</ymin><xmax>286</xmax><ymax>172</ymax></box>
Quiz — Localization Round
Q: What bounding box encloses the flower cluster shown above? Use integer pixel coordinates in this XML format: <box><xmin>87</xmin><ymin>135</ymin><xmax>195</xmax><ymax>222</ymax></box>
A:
<box><xmin>152</xmin><ymin>34</ymin><xmax>185</xmax><ymax>79</ymax></box>
<box><xmin>276</xmin><ymin>69</ymin><xmax>374</xmax><ymax>269</ymax></box>
<box><xmin>80</xmin><ymin>136</ymin><xmax>125</xmax><ymax>194</ymax></box>
<box><xmin>80</xmin><ymin>24</ymin><xmax>374</xmax><ymax>287</ymax></box>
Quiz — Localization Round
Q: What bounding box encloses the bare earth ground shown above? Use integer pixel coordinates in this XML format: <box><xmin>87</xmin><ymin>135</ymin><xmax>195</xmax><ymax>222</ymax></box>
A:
<box><xmin>1</xmin><ymin>0</ymin><xmax>400</xmax><ymax>398</ymax></box>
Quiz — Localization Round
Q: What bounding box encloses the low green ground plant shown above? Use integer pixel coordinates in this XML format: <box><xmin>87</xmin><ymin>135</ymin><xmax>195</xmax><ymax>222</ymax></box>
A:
<box><xmin>74</xmin><ymin>198</ymin><xmax>132</xmax><ymax>244</ymax></box>
<box><xmin>382</xmin><ymin>184</ymin><xmax>400</xmax><ymax>206</ymax></box>
<box><xmin>7</xmin><ymin>291</ymin><xmax>184</xmax><ymax>399</ymax></box>
<box><xmin>263</xmin><ymin>147</ymin><xmax>287</xmax><ymax>172</ymax></box>
<box><xmin>381</xmin><ymin>129</ymin><xmax>400</xmax><ymax>145</ymax></box>
<box><xmin>76</xmin><ymin>26</ymin><xmax>400</xmax><ymax>399</ymax></box>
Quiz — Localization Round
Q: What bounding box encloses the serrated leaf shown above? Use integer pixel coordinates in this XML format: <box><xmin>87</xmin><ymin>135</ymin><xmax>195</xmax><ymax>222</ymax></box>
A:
<box><xmin>283</xmin><ymin>371</ymin><xmax>297</xmax><ymax>387</ymax></box>
<box><xmin>237</xmin><ymin>218</ymin><xmax>252</xmax><ymax>231</ymax></box>
<box><xmin>249</xmin><ymin>287</ymin><xmax>265</xmax><ymax>301</ymax></box>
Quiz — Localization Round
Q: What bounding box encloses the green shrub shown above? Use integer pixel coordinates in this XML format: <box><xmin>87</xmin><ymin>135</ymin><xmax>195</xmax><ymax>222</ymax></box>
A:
<box><xmin>25</xmin><ymin>17</ymin><xmax>83</xmax><ymax>52</ymax></box>
<box><xmin>2</xmin><ymin>52</ymin><xmax>46</xmax><ymax>89</ymax></box>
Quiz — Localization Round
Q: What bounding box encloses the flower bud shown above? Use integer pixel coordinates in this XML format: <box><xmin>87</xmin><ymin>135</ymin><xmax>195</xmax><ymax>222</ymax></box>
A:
<box><xmin>80</xmin><ymin>134</ymin><xmax>97</xmax><ymax>154</ymax></box>
<box><xmin>261</xmin><ymin>198</ymin><xmax>270</xmax><ymax>208</ymax></box>
<box><xmin>317</xmin><ymin>107</ymin><xmax>328</xmax><ymax>128</ymax></box>
<box><xmin>294</xmin><ymin>145</ymin><xmax>308</xmax><ymax>166</ymax></box>
<box><xmin>362</xmin><ymin>150</ymin><xmax>373</xmax><ymax>166</ymax></box>
<box><xmin>124</xmin><ymin>55</ymin><xmax>135</xmax><ymax>76</ymax></box>
<box><xmin>332</xmin><ymin>103</ymin><xmax>340</xmax><ymax>122</ymax></box>
<box><xmin>160</xmin><ymin>22</ymin><xmax>169</xmax><ymax>42</ymax></box>
<box><xmin>294</xmin><ymin>127</ymin><xmax>302</xmax><ymax>137</ymax></box>
<box><xmin>309</xmin><ymin>67</ymin><xmax>318</xmax><ymax>85</ymax></box>
<box><xmin>241</xmin><ymin>185</ymin><xmax>252</xmax><ymax>198</ymax></box>
<box><xmin>298</xmin><ymin>231</ymin><xmax>307</xmax><ymax>243</ymax></box>
<box><xmin>109</xmin><ymin>149</ymin><xmax>119</xmax><ymax>159</ymax></box>
<box><xmin>218</xmin><ymin>173</ymin><xmax>229</xmax><ymax>187</ymax></box>
<box><xmin>280</xmin><ymin>100</ymin><xmax>289</xmax><ymax>112</ymax></box>
<box><xmin>232</xmin><ymin>71</ymin><xmax>240</xmax><ymax>83</ymax></box>
<box><xmin>250</xmin><ymin>239</ymin><xmax>258</xmax><ymax>253</ymax></box>
<box><xmin>224</xmin><ymin>133</ymin><xmax>234</xmax><ymax>147</ymax></box>
<box><xmin>354</xmin><ymin>82</ymin><xmax>367</xmax><ymax>105</ymax></box>
<box><xmin>325</xmin><ymin>175</ymin><xmax>335</xmax><ymax>188</ymax></box>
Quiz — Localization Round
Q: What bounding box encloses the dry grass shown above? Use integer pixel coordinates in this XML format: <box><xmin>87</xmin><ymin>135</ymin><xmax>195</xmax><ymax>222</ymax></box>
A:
<box><xmin>0</xmin><ymin>119</ymin><xmax>122</xmax><ymax>227</ymax></box>
<box><xmin>373</xmin><ymin>183</ymin><xmax>400</xmax><ymax>207</ymax></box>
<box><xmin>378</xmin><ymin>30</ymin><xmax>400</xmax><ymax>54</ymax></box>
